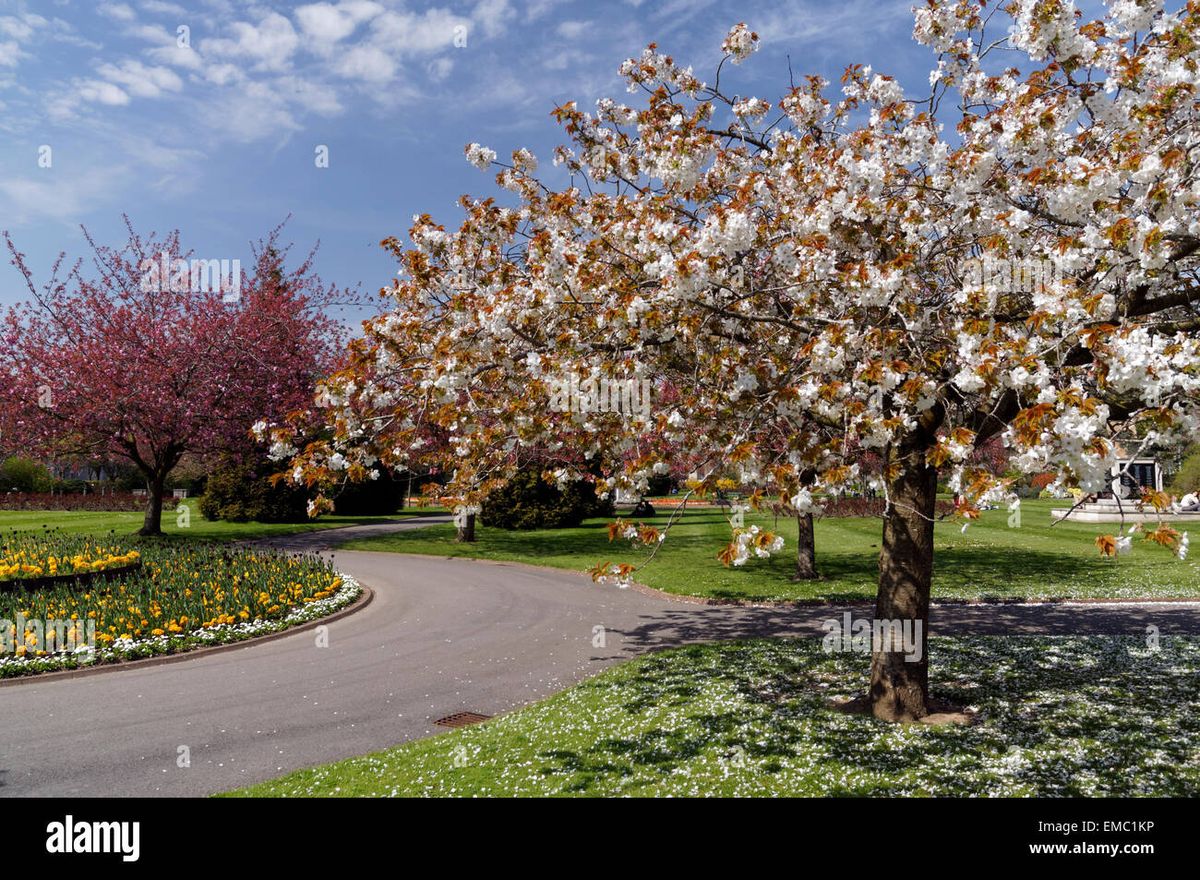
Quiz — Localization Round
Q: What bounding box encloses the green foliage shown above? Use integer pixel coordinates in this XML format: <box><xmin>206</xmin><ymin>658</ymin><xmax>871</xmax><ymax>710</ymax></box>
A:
<box><xmin>199</xmin><ymin>458</ymin><xmax>310</xmax><ymax>523</ymax></box>
<box><xmin>0</xmin><ymin>457</ymin><xmax>53</xmax><ymax>494</ymax></box>
<box><xmin>481</xmin><ymin>469</ymin><xmax>606</xmax><ymax>530</ymax></box>
<box><xmin>1169</xmin><ymin>447</ymin><xmax>1200</xmax><ymax>496</ymax></box>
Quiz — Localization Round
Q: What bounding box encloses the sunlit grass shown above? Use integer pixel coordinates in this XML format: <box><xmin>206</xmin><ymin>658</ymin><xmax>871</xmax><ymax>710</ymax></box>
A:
<box><xmin>0</xmin><ymin>505</ymin><xmax>440</xmax><ymax>542</ymax></box>
<box><xmin>227</xmin><ymin>635</ymin><xmax>1200</xmax><ymax>797</ymax></box>
<box><xmin>341</xmin><ymin>499</ymin><xmax>1200</xmax><ymax>602</ymax></box>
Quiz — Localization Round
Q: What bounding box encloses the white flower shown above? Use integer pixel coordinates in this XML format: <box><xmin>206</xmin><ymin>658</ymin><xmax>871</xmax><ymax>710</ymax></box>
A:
<box><xmin>790</xmin><ymin>488</ymin><xmax>822</xmax><ymax>515</ymax></box>
<box><xmin>732</xmin><ymin>97</ymin><xmax>770</xmax><ymax>122</ymax></box>
<box><xmin>512</xmin><ymin>147</ymin><xmax>538</xmax><ymax>172</ymax></box>
<box><xmin>721</xmin><ymin>23</ymin><xmax>759</xmax><ymax>64</ymax></box>
<box><xmin>465</xmin><ymin>143</ymin><xmax>496</xmax><ymax>170</ymax></box>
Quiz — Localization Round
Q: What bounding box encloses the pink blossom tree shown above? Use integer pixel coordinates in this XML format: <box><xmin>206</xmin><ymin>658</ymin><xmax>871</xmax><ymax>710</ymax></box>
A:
<box><xmin>1</xmin><ymin>220</ymin><xmax>347</xmax><ymax>534</ymax></box>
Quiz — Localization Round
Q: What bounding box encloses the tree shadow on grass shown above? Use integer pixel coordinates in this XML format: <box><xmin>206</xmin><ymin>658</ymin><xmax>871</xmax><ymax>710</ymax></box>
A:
<box><xmin>698</xmin><ymin>544</ymin><xmax>1127</xmax><ymax>603</ymax></box>
<box><xmin>533</xmin><ymin>637</ymin><xmax>1200</xmax><ymax>796</ymax></box>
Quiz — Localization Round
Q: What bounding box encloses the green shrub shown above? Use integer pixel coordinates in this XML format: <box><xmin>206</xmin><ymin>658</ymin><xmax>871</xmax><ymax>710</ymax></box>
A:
<box><xmin>199</xmin><ymin>458</ymin><xmax>310</xmax><ymax>523</ymax></box>
<box><xmin>482</xmin><ymin>469</ymin><xmax>607</xmax><ymax>530</ymax></box>
<box><xmin>1169</xmin><ymin>447</ymin><xmax>1200</xmax><ymax>496</ymax></box>
<box><xmin>0</xmin><ymin>457</ymin><xmax>53</xmax><ymax>493</ymax></box>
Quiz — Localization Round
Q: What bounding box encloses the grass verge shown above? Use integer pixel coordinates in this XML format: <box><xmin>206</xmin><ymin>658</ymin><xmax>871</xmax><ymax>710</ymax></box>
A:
<box><xmin>339</xmin><ymin>499</ymin><xmax>1200</xmax><ymax>602</ymax></box>
<box><xmin>227</xmin><ymin>635</ymin><xmax>1200</xmax><ymax>797</ymax></box>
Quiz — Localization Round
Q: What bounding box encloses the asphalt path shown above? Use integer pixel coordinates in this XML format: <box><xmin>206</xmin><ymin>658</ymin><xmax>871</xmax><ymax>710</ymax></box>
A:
<box><xmin>2</xmin><ymin>514</ymin><xmax>1198</xmax><ymax>797</ymax></box>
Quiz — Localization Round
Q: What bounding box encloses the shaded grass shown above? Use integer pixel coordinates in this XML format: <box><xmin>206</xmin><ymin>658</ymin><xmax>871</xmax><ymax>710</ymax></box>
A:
<box><xmin>226</xmin><ymin>635</ymin><xmax>1200</xmax><ymax>797</ymax></box>
<box><xmin>340</xmin><ymin>499</ymin><xmax>1200</xmax><ymax>602</ymax></box>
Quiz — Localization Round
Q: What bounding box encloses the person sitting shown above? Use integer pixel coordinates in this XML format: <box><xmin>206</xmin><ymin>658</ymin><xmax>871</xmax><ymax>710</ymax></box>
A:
<box><xmin>631</xmin><ymin>498</ymin><xmax>656</xmax><ymax>517</ymax></box>
<box><xmin>1179</xmin><ymin>492</ymin><xmax>1200</xmax><ymax>513</ymax></box>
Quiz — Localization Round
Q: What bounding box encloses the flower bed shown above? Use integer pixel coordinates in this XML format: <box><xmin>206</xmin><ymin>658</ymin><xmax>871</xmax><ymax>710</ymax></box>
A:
<box><xmin>0</xmin><ymin>531</ymin><xmax>141</xmax><ymax>587</ymax></box>
<box><xmin>0</xmin><ymin>537</ymin><xmax>361</xmax><ymax>678</ymax></box>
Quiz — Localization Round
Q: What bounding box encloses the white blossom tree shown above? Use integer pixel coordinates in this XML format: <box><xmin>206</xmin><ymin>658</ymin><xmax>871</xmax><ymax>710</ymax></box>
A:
<box><xmin>278</xmin><ymin>0</ymin><xmax>1200</xmax><ymax>721</ymax></box>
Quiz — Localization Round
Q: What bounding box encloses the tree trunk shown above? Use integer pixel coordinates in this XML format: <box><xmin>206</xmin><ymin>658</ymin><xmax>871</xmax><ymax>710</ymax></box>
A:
<box><xmin>868</xmin><ymin>437</ymin><xmax>936</xmax><ymax>722</ymax></box>
<box><xmin>793</xmin><ymin>511</ymin><xmax>818</xmax><ymax>580</ymax></box>
<box><xmin>456</xmin><ymin>512</ymin><xmax>476</xmax><ymax>543</ymax></box>
<box><xmin>140</xmin><ymin>473</ymin><xmax>166</xmax><ymax>536</ymax></box>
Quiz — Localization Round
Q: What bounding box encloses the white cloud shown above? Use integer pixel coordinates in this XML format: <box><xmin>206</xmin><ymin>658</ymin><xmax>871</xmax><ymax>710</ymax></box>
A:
<box><xmin>42</xmin><ymin>17</ymin><xmax>103</xmax><ymax>50</ymax></box>
<box><xmin>203</xmin><ymin>12</ymin><xmax>299</xmax><ymax>72</ymax></box>
<box><xmin>140</xmin><ymin>0</ymin><xmax>188</xmax><ymax>14</ymax></box>
<box><xmin>147</xmin><ymin>42</ymin><xmax>203</xmax><ymax>69</ymax></box>
<box><xmin>77</xmin><ymin>79</ymin><xmax>131</xmax><ymax>106</ymax></box>
<box><xmin>369</xmin><ymin>8</ymin><xmax>470</xmax><ymax>54</ymax></box>
<box><xmin>754</xmin><ymin>0</ymin><xmax>914</xmax><ymax>45</ymax></box>
<box><xmin>295</xmin><ymin>1</ymin><xmax>383</xmax><ymax>44</ymax></box>
<box><xmin>201</xmin><ymin>79</ymin><xmax>302</xmax><ymax>142</ymax></box>
<box><xmin>276</xmin><ymin>75</ymin><xmax>343</xmax><ymax>116</ymax></box>
<box><xmin>333</xmin><ymin>44</ymin><xmax>395</xmax><ymax>82</ymax></box>
<box><xmin>98</xmin><ymin>2</ymin><xmax>137</xmax><ymax>22</ymax></box>
<box><xmin>556</xmin><ymin>20</ymin><xmax>588</xmax><ymax>39</ymax></box>
<box><xmin>525</xmin><ymin>0</ymin><xmax>568</xmax><ymax>21</ymax></box>
<box><xmin>473</xmin><ymin>0</ymin><xmax>512</xmax><ymax>38</ymax></box>
<box><xmin>96</xmin><ymin>60</ymin><xmax>183</xmax><ymax>98</ymax></box>
<box><xmin>0</xmin><ymin>13</ymin><xmax>47</xmax><ymax>41</ymax></box>
<box><xmin>126</xmin><ymin>23</ymin><xmax>176</xmax><ymax>43</ymax></box>
<box><xmin>203</xmin><ymin>63</ymin><xmax>245</xmax><ymax>86</ymax></box>
<box><xmin>0</xmin><ymin>174</ymin><xmax>107</xmax><ymax>224</ymax></box>
<box><xmin>427</xmin><ymin>56</ymin><xmax>453</xmax><ymax>81</ymax></box>
<box><xmin>0</xmin><ymin>41</ymin><xmax>21</xmax><ymax>67</ymax></box>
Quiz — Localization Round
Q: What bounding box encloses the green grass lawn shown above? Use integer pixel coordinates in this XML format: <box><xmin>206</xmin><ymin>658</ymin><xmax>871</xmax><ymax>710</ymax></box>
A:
<box><xmin>227</xmin><ymin>635</ymin><xmax>1200</xmax><ymax>797</ymax></box>
<box><xmin>0</xmin><ymin>505</ymin><xmax>443</xmax><ymax>542</ymax></box>
<box><xmin>340</xmin><ymin>499</ymin><xmax>1200</xmax><ymax>602</ymax></box>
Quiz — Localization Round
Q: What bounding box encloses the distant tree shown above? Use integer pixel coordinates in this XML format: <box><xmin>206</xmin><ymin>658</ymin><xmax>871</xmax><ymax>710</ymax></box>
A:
<box><xmin>0</xmin><ymin>219</ymin><xmax>347</xmax><ymax>534</ymax></box>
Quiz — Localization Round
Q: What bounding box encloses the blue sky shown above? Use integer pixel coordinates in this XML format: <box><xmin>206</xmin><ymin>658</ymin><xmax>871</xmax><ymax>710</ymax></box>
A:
<box><xmin>0</xmin><ymin>0</ymin><xmax>940</xmax><ymax>315</ymax></box>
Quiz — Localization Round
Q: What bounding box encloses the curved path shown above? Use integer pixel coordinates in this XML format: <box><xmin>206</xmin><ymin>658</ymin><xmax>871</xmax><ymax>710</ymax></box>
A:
<box><xmin>2</xmin><ymin>514</ymin><xmax>1199</xmax><ymax>797</ymax></box>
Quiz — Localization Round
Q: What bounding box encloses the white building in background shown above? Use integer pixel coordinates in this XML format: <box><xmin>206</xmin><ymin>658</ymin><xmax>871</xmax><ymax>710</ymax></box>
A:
<box><xmin>1107</xmin><ymin>458</ymin><xmax>1163</xmax><ymax>498</ymax></box>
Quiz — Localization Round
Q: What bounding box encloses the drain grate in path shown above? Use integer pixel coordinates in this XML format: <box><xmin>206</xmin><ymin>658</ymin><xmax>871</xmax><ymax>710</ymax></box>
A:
<box><xmin>434</xmin><ymin>712</ymin><xmax>492</xmax><ymax>728</ymax></box>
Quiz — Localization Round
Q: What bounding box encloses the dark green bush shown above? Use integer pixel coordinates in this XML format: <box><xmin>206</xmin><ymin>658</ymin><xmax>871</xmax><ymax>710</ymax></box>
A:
<box><xmin>51</xmin><ymin>478</ymin><xmax>89</xmax><ymax>494</ymax></box>
<box><xmin>482</xmin><ymin>469</ymin><xmax>607</xmax><ymax>530</ymax></box>
<box><xmin>199</xmin><ymin>459</ymin><xmax>310</xmax><ymax>523</ymax></box>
